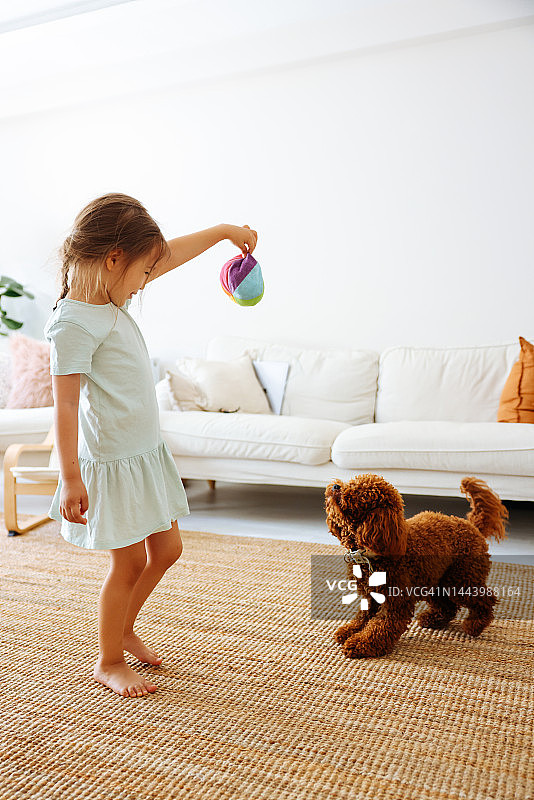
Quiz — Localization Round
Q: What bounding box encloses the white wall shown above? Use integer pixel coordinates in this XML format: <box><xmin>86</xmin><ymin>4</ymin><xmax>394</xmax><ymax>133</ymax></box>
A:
<box><xmin>1</xmin><ymin>2</ymin><xmax>533</xmax><ymax>364</ymax></box>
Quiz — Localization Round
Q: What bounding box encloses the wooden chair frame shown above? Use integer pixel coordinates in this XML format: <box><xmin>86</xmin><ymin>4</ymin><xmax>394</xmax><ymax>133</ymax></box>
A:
<box><xmin>4</xmin><ymin>426</ymin><xmax>58</xmax><ymax>536</ymax></box>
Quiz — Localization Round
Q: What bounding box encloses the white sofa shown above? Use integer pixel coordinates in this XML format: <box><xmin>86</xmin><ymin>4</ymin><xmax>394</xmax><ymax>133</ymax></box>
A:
<box><xmin>155</xmin><ymin>335</ymin><xmax>534</xmax><ymax>502</ymax></box>
<box><xmin>1</xmin><ymin>335</ymin><xmax>533</xmax><ymax>503</ymax></box>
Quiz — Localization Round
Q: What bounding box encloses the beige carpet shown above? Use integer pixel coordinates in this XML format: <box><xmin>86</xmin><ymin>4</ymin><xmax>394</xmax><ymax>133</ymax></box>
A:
<box><xmin>1</xmin><ymin>516</ymin><xmax>533</xmax><ymax>800</ymax></box>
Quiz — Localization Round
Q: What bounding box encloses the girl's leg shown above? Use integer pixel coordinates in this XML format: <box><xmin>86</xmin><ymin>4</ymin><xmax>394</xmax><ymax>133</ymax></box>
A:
<box><xmin>123</xmin><ymin>520</ymin><xmax>183</xmax><ymax>664</ymax></box>
<box><xmin>93</xmin><ymin>539</ymin><xmax>158</xmax><ymax>698</ymax></box>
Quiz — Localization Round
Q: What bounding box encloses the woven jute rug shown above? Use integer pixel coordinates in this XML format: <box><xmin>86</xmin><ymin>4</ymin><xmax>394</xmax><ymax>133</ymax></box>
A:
<box><xmin>1</xmin><ymin>516</ymin><xmax>533</xmax><ymax>800</ymax></box>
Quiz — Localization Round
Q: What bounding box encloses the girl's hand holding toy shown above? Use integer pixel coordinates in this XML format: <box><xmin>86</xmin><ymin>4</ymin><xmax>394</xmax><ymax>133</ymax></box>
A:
<box><xmin>221</xmin><ymin>223</ymin><xmax>264</xmax><ymax>306</ymax></box>
<box><xmin>225</xmin><ymin>223</ymin><xmax>257</xmax><ymax>256</ymax></box>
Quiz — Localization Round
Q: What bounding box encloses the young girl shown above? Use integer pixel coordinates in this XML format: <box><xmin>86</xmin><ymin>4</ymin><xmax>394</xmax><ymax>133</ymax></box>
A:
<box><xmin>44</xmin><ymin>193</ymin><xmax>257</xmax><ymax>699</ymax></box>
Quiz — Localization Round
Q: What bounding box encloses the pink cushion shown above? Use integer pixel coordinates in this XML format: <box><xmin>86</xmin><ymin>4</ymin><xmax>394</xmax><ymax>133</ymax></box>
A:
<box><xmin>5</xmin><ymin>334</ymin><xmax>53</xmax><ymax>409</ymax></box>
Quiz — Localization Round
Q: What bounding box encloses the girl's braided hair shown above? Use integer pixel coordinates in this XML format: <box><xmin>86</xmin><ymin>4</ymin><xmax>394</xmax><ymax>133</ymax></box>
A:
<box><xmin>53</xmin><ymin>193</ymin><xmax>170</xmax><ymax>310</ymax></box>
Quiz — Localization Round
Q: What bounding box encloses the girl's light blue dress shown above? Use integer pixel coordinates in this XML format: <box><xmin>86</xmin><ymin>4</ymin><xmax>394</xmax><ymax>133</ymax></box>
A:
<box><xmin>44</xmin><ymin>297</ymin><xmax>190</xmax><ymax>550</ymax></box>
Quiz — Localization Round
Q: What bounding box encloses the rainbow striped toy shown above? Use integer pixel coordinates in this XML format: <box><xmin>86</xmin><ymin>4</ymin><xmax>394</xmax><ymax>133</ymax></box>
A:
<box><xmin>220</xmin><ymin>252</ymin><xmax>264</xmax><ymax>306</ymax></box>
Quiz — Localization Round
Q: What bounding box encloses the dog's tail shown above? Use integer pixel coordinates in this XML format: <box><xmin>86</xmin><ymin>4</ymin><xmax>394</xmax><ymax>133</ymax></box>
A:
<box><xmin>460</xmin><ymin>477</ymin><xmax>508</xmax><ymax>542</ymax></box>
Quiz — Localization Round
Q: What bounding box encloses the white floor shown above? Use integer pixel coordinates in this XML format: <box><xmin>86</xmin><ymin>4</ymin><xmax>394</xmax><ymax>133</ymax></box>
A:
<box><xmin>7</xmin><ymin>478</ymin><xmax>534</xmax><ymax>564</ymax></box>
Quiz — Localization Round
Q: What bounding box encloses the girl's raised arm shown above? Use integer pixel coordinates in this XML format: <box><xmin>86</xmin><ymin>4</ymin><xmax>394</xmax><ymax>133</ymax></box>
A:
<box><xmin>146</xmin><ymin>223</ymin><xmax>257</xmax><ymax>283</ymax></box>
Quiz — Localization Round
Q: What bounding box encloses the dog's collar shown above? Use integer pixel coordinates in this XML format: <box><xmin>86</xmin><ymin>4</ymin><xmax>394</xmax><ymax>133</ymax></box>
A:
<box><xmin>344</xmin><ymin>548</ymin><xmax>375</xmax><ymax>573</ymax></box>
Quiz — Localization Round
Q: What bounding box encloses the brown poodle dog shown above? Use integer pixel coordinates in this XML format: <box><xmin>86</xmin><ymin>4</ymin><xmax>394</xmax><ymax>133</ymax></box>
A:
<box><xmin>324</xmin><ymin>474</ymin><xmax>508</xmax><ymax>659</ymax></box>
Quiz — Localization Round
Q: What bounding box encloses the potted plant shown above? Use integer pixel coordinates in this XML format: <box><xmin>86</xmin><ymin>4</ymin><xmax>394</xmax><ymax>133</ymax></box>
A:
<box><xmin>0</xmin><ymin>275</ymin><xmax>35</xmax><ymax>336</ymax></box>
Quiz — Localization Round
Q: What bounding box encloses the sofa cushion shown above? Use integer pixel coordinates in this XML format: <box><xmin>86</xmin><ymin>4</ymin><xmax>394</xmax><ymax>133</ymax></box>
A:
<box><xmin>0</xmin><ymin>407</ymin><xmax>54</xmax><ymax>452</ymax></box>
<box><xmin>251</xmin><ymin>360</ymin><xmax>290</xmax><ymax>414</ymax></box>
<box><xmin>165</xmin><ymin>369</ymin><xmax>203</xmax><ymax>411</ymax></box>
<box><xmin>160</xmin><ymin>410</ymin><xmax>349</xmax><ymax>466</ymax></box>
<box><xmin>155</xmin><ymin>378</ymin><xmax>174</xmax><ymax>411</ymax></box>
<box><xmin>206</xmin><ymin>336</ymin><xmax>378</xmax><ymax>425</ymax></box>
<box><xmin>175</xmin><ymin>354</ymin><xmax>271</xmax><ymax>414</ymax></box>
<box><xmin>375</xmin><ymin>342</ymin><xmax>524</xmax><ymax>423</ymax></box>
<box><xmin>331</xmin><ymin>421</ymin><xmax>534</xmax><ymax>477</ymax></box>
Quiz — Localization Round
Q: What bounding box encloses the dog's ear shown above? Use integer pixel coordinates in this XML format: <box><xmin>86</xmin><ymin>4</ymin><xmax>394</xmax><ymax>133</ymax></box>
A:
<box><xmin>359</xmin><ymin>507</ymin><xmax>408</xmax><ymax>557</ymax></box>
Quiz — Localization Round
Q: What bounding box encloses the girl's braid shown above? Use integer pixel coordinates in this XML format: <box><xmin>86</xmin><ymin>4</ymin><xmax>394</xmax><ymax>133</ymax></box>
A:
<box><xmin>53</xmin><ymin>244</ymin><xmax>71</xmax><ymax>311</ymax></box>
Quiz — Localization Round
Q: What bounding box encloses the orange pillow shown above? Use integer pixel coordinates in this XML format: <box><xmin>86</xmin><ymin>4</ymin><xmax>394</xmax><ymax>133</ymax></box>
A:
<box><xmin>498</xmin><ymin>336</ymin><xmax>534</xmax><ymax>423</ymax></box>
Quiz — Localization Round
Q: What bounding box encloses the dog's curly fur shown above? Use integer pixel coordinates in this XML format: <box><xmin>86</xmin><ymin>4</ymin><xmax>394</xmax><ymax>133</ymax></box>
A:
<box><xmin>324</xmin><ymin>474</ymin><xmax>508</xmax><ymax>659</ymax></box>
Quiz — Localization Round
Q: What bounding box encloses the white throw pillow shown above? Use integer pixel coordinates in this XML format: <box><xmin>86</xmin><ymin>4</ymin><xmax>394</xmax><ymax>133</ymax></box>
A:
<box><xmin>175</xmin><ymin>354</ymin><xmax>271</xmax><ymax>413</ymax></box>
<box><xmin>252</xmin><ymin>360</ymin><xmax>290</xmax><ymax>415</ymax></box>
<box><xmin>155</xmin><ymin>377</ymin><xmax>176</xmax><ymax>411</ymax></box>
<box><xmin>165</xmin><ymin>369</ymin><xmax>204</xmax><ymax>411</ymax></box>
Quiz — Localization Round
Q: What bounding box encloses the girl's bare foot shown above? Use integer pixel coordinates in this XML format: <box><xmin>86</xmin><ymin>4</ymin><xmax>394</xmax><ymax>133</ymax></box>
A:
<box><xmin>93</xmin><ymin>658</ymin><xmax>158</xmax><ymax>697</ymax></box>
<box><xmin>123</xmin><ymin>632</ymin><xmax>163</xmax><ymax>665</ymax></box>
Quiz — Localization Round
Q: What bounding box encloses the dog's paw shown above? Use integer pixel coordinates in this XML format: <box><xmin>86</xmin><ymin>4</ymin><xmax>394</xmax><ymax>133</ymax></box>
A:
<box><xmin>334</xmin><ymin>625</ymin><xmax>355</xmax><ymax>645</ymax></box>
<box><xmin>342</xmin><ymin>634</ymin><xmax>389</xmax><ymax>659</ymax></box>
<box><xmin>416</xmin><ymin>610</ymin><xmax>452</xmax><ymax>630</ymax></box>
<box><xmin>334</xmin><ymin>615</ymin><xmax>369</xmax><ymax>644</ymax></box>
<box><xmin>462</xmin><ymin>617</ymin><xmax>491</xmax><ymax>637</ymax></box>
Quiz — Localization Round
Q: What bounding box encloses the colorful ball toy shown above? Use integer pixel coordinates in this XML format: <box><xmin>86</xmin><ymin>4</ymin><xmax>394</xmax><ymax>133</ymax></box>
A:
<box><xmin>220</xmin><ymin>251</ymin><xmax>264</xmax><ymax>306</ymax></box>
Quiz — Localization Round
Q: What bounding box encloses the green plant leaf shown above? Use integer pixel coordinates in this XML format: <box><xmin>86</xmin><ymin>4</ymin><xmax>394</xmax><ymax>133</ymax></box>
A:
<box><xmin>0</xmin><ymin>276</ymin><xmax>24</xmax><ymax>291</ymax></box>
<box><xmin>1</xmin><ymin>318</ymin><xmax>23</xmax><ymax>330</ymax></box>
<box><xmin>0</xmin><ymin>287</ymin><xmax>35</xmax><ymax>299</ymax></box>
<box><xmin>0</xmin><ymin>276</ymin><xmax>35</xmax><ymax>332</ymax></box>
